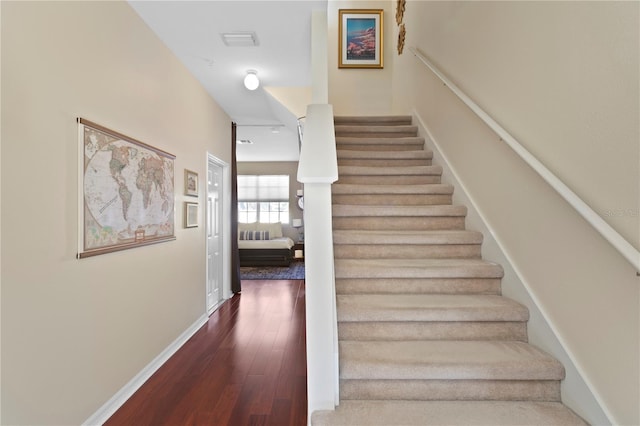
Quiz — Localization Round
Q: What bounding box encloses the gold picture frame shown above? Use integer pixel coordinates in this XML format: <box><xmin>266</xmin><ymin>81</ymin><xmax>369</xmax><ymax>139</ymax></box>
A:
<box><xmin>338</xmin><ymin>9</ymin><xmax>384</xmax><ymax>69</ymax></box>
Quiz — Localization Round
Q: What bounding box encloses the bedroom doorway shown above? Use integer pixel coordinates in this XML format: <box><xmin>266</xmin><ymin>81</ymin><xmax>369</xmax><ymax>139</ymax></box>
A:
<box><xmin>206</xmin><ymin>155</ymin><xmax>225</xmax><ymax>314</ymax></box>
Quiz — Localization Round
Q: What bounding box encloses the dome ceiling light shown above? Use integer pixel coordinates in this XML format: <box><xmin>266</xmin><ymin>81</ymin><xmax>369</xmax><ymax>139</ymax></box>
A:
<box><xmin>244</xmin><ymin>70</ymin><xmax>259</xmax><ymax>90</ymax></box>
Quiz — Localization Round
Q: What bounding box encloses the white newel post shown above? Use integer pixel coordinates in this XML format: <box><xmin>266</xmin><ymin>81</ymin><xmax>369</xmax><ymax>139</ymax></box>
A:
<box><xmin>297</xmin><ymin>103</ymin><xmax>339</xmax><ymax>424</ymax></box>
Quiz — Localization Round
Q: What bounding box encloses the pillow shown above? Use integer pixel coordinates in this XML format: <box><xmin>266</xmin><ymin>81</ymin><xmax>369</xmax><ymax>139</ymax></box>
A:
<box><xmin>238</xmin><ymin>222</ymin><xmax>257</xmax><ymax>232</ymax></box>
<box><xmin>255</xmin><ymin>222</ymin><xmax>283</xmax><ymax>238</ymax></box>
<box><xmin>239</xmin><ymin>230</ymin><xmax>270</xmax><ymax>240</ymax></box>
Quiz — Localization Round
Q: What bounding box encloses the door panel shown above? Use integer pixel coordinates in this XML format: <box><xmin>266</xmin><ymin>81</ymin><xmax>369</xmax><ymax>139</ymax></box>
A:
<box><xmin>206</xmin><ymin>160</ymin><xmax>223</xmax><ymax>313</ymax></box>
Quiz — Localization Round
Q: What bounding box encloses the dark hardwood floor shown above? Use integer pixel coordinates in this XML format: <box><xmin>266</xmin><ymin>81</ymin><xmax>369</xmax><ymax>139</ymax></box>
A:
<box><xmin>105</xmin><ymin>279</ymin><xmax>307</xmax><ymax>426</ymax></box>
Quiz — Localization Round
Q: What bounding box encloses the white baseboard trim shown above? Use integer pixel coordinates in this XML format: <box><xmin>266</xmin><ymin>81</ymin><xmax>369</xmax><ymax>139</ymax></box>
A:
<box><xmin>83</xmin><ymin>314</ymin><xmax>209</xmax><ymax>426</ymax></box>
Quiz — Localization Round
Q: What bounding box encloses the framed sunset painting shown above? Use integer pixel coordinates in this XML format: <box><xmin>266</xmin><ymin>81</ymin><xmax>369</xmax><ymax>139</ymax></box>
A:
<box><xmin>339</xmin><ymin>9</ymin><xmax>384</xmax><ymax>69</ymax></box>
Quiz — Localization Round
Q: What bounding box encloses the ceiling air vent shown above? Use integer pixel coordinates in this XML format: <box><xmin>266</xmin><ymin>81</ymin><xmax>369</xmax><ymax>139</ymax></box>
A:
<box><xmin>221</xmin><ymin>32</ymin><xmax>259</xmax><ymax>47</ymax></box>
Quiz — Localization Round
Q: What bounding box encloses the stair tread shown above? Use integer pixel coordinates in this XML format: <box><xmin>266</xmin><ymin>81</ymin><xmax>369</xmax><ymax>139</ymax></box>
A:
<box><xmin>332</xmin><ymin>183</ymin><xmax>453</xmax><ymax>195</ymax></box>
<box><xmin>311</xmin><ymin>400</ymin><xmax>587</xmax><ymax>425</ymax></box>
<box><xmin>339</xmin><ymin>165</ymin><xmax>442</xmax><ymax>176</ymax></box>
<box><xmin>337</xmin><ymin>149</ymin><xmax>432</xmax><ymax>159</ymax></box>
<box><xmin>340</xmin><ymin>340</ymin><xmax>565</xmax><ymax>380</ymax></box>
<box><xmin>335</xmin><ymin>258</ymin><xmax>503</xmax><ymax>279</ymax></box>
<box><xmin>337</xmin><ymin>294</ymin><xmax>529</xmax><ymax>322</ymax></box>
<box><xmin>333</xmin><ymin>204</ymin><xmax>466</xmax><ymax>217</ymax></box>
<box><xmin>336</xmin><ymin>136</ymin><xmax>424</xmax><ymax>145</ymax></box>
<box><xmin>333</xmin><ymin>230</ymin><xmax>482</xmax><ymax>245</ymax></box>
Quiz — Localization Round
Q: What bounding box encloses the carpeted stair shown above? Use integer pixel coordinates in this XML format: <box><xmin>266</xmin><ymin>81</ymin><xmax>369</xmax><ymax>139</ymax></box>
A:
<box><xmin>311</xmin><ymin>116</ymin><xmax>587</xmax><ymax>425</ymax></box>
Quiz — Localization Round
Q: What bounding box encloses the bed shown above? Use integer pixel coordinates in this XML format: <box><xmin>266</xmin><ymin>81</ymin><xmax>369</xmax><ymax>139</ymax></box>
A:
<box><xmin>238</xmin><ymin>222</ymin><xmax>295</xmax><ymax>266</ymax></box>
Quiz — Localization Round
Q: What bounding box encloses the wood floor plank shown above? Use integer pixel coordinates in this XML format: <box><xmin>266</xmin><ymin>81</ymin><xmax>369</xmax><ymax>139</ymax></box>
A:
<box><xmin>228</xmin><ymin>374</ymin><xmax>265</xmax><ymax>425</ymax></box>
<box><xmin>105</xmin><ymin>279</ymin><xmax>307</xmax><ymax>426</ymax></box>
<box><xmin>267</xmin><ymin>399</ymin><xmax>293</xmax><ymax>426</ymax></box>
<box><xmin>207</xmin><ymin>383</ymin><xmax>242</xmax><ymax>425</ymax></box>
<box><xmin>251</xmin><ymin>348</ymin><xmax>285</xmax><ymax>414</ymax></box>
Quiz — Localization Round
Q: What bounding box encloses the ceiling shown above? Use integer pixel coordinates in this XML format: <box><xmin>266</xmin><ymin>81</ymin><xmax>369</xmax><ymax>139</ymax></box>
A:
<box><xmin>129</xmin><ymin>0</ymin><xmax>328</xmax><ymax>162</ymax></box>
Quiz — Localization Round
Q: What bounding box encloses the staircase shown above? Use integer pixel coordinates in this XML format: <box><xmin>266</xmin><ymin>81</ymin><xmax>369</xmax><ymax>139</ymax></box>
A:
<box><xmin>311</xmin><ymin>116</ymin><xmax>587</xmax><ymax>425</ymax></box>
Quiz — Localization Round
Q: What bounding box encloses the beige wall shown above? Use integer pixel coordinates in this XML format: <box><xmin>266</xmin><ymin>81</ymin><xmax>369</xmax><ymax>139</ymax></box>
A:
<box><xmin>391</xmin><ymin>1</ymin><xmax>639</xmax><ymax>424</ymax></box>
<box><xmin>328</xmin><ymin>0</ymin><xmax>394</xmax><ymax>115</ymax></box>
<box><xmin>237</xmin><ymin>161</ymin><xmax>304</xmax><ymax>241</ymax></box>
<box><xmin>1</xmin><ymin>2</ymin><xmax>231</xmax><ymax>424</ymax></box>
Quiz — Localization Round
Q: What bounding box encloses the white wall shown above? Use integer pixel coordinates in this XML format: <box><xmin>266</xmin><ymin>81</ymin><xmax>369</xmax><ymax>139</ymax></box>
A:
<box><xmin>328</xmin><ymin>0</ymin><xmax>394</xmax><ymax>115</ymax></box>
<box><xmin>391</xmin><ymin>1</ymin><xmax>639</xmax><ymax>425</ymax></box>
<box><xmin>1</xmin><ymin>2</ymin><xmax>231</xmax><ymax>424</ymax></box>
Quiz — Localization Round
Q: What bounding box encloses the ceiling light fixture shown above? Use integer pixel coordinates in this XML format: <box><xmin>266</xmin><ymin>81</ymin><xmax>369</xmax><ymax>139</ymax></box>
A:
<box><xmin>244</xmin><ymin>70</ymin><xmax>260</xmax><ymax>90</ymax></box>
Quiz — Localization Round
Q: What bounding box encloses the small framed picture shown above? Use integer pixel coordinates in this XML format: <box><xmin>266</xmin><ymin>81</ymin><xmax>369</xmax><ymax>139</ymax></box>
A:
<box><xmin>185</xmin><ymin>169</ymin><xmax>198</xmax><ymax>197</ymax></box>
<box><xmin>339</xmin><ymin>9</ymin><xmax>384</xmax><ymax>69</ymax></box>
<box><xmin>185</xmin><ymin>202</ymin><xmax>198</xmax><ymax>228</ymax></box>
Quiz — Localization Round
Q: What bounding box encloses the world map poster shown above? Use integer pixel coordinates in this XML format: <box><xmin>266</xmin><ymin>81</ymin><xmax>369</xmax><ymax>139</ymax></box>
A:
<box><xmin>78</xmin><ymin>119</ymin><xmax>176</xmax><ymax>258</ymax></box>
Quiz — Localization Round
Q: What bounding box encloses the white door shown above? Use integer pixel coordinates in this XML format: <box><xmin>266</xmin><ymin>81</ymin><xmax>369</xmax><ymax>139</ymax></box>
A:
<box><xmin>206</xmin><ymin>158</ymin><xmax>224</xmax><ymax>313</ymax></box>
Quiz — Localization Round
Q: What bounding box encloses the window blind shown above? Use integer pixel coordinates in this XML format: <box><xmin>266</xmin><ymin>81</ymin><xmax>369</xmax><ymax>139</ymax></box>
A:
<box><xmin>237</xmin><ymin>175</ymin><xmax>289</xmax><ymax>202</ymax></box>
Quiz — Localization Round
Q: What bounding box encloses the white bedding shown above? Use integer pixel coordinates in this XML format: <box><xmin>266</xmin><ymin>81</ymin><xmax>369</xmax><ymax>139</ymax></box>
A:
<box><xmin>238</xmin><ymin>237</ymin><xmax>294</xmax><ymax>250</ymax></box>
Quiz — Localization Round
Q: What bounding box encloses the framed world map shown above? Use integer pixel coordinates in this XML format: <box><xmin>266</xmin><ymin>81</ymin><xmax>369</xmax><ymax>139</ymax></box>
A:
<box><xmin>78</xmin><ymin>118</ymin><xmax>176</xmax><ymax>258</ymax></box>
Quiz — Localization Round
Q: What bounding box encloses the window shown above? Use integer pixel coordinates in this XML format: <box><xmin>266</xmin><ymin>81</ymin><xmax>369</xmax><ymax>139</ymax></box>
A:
<box><xmin>238</xmin><ymin>175</ymin><xmax>289</xmax><ymax>224</ymax></box>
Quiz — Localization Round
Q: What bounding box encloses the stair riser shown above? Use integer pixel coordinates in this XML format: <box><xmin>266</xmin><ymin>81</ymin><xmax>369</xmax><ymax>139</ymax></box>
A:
<box><xmin>338</xmin><ymin>159</ymin><xmax>432</xmax><ymax>167</ymax></box>
<box><xmin>337</xmin><ymin>150</ymin><xmax>433</xmax><ymax>160</ymax></box>
<box><xmin>336</xmin><ymin>132</ymin><xmax>419</xmax><ymax>138</ymax></box>
<box><xmin>332</xmin><ymin>194</ymin><xmax>452</xmax><ymax>206</ymax></box>
<box><xmin>336</xmin><ymin>124</ymin><xmax>417</xmax><ymax>130</ymax></box>
<box><xmin>339</xmin><ymin>166</ymin><xmax>442</xmax><ymax>176</ymax></box>
<box><xmin>340</xmin><ymin>379</ymin><xmax>561</xmax><ymax>402</ymax></box>
<box><xmin>335</xmin><ymin>278</ymin><xmax>502</xmax><ymax>295</ymax></box>
<box><xmin>333</xmin><ymin>183</ymin><xmax>453</xmax><ymax>195</ymax></box>
<box><xmin>333</xmin><ymin>217</ymin><xmax>465</xmax><ymax>231</ymax></box>
<box><xmin>336</xmin><ymin>129</ymin><xmax>418</xmax><ymax>138</ymax></box>
<box><xmin>334</xmin><ymin>116</ymin><xmax>413</xmax><ymax>126</ymax></box>
<box><xmin>339</xmin><ymin>322</ymin><xmax>527</xmax><ymax>342</ymax></box>
<box><xmin>337</xmin><ymin>175</ymin><xmax>442</xmax><ymax>185</ymax></box>
<box><xmin>334</xmin><ymin>244</ymin><xmax>481</xmax><ymax>259</ymax></box>
<box><xmin>337</xmin><ymin>143</ymin><xmax>424</xmax><ymax>151</ymax></box>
